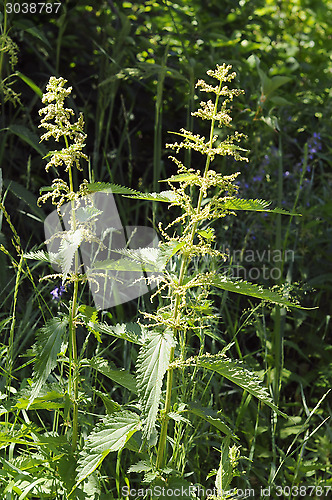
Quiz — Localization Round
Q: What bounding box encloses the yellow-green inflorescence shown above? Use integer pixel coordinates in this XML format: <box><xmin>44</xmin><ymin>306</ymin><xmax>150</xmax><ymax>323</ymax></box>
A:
<box><xmin>145</xmin><ymin>64</ymin><xmax>248</xmax><ymax>336</ymax></box>
<box><xmin>38</xmin><ymin>76</ymin><xmax>89</xmax><ymax>214</ymax></box>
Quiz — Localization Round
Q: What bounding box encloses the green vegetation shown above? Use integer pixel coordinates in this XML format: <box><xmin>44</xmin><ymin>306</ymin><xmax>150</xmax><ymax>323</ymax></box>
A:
<box><xmin>1</xmin><ymin>1</ymin><xmax>331</xmax><ymax>499</ymax></box>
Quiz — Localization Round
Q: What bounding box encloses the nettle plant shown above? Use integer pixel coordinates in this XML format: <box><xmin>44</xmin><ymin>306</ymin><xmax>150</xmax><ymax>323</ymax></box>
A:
<box><xmin>25</xmin><ymin>66</ymin><xmax>303</xmax><ymax>498</ymax></box>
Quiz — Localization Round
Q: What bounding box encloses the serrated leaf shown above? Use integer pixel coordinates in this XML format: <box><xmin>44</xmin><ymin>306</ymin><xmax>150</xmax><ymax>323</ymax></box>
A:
<box><xmin>84</xmin><ymin>357</ymin><xmax>137</xmax><ymax>393</ymax></box>
<box><xmin>86</xmin><ymin>182</ymin><xmax>140</xmax><ymax>196</ymax></box>
<box><xmin>74</xmin><ymin>411</ymin><xmax>140</xmax><ymax>488</ymax></box>
<box><xmin>136</xmin><ymin>330</ymin><xmax>176</xmax><ymax>444</ymax></box>
<box><xmin>221</xmin><ymin>198</ymin><xmax>300</xmax><ymax>216</ymax></box>
<box><xmin>75</xmin><ymin>206</ymin><xmax>102</xmax><ymax>223</ymax></box>
<box><xmin>112</xmin><ymin>247</ymin><xmax>160</xmax><ymax>270</ymax></box>
<box><xmin>58</xmin><ymin>229</ymin><xmax>84</xmax><ymax>282</ymax></box>
<box><xmin>160</xmin><ymin>173</ymin><xmax>198</xmax><ymax>183</ymax></box>
<box><xmin>16</xmin><ymin>389</ymin><xmax>65</xmax><ymax>410</ymax></box>
<box><xmin>29</xmin><ymin>316</ymin><xmax>68</xmax><ymax>406</ymax></box>
<box><xmin>92</xmin><ymin>257</ymin><xmax>158</xmax><ymax>273</ymax></box>
<box><xmin>86</xmin><ymin>322</ymin><xmax>144</xmax><ymax>345</ymax></box>
<box><xmin>127</xmin><ymin>460</ymin><xmax>152</xmax><ymax>473</ymax></box>
<box><xmin>93</xmin><ymin>390</ymin><xmax>121</xmax><ymax>414</ymax></box>
<box><xmin>197</xmin><ymin>354</ymin><xmax>286</xmax><ymax>416</ymax></box>
<box><xmin>23</xmin><ymin>250</ymin><xmax>54</xmax><ymax>263</ymax></box>
<box><xmin>124</xmin><ymin>190</ymin><xmax>177</xmax><ymax>203</ymax></box>
<box><xmin>212</xmin><ymin>275</ymin><xmax>306</xmax><ymax>309</ymax></box>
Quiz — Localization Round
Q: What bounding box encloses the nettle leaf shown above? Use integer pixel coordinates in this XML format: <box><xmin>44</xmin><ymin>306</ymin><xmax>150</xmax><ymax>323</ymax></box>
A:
<box><xmin>86</xmin><ymin>181</ymin><xmax>140</xmax><ymax>196</ymax></box>
<box><xmin>197</xmin><ymin>354</ymin><xmax>286</xmax><ymax>416</ymax></box>
<box><xmin>124</xmin><ymin>190</ymin><xmax>178</xmax><ymax>203</ymax></box>
<box><xmin>84</xmin><ymin>357</ymin><xmax>137</xmax><ymax>393</ymax></box>
<box><xmin>86</xmin><ymin>322</ymin><xmax>145</xmax><ymax>345</ymax></box>
<box><xmin>75</xmin><ymin>206</ymin><xmax>102</xmax><ymax>223</ymax></box>
<box><xmin>161</xmin><ymin>173</ymin><xmax>198</xmax><ymax>183</ymax></box>
<box><xmin>158</xmin><ymin>240</ymin><xmax>186</xmax><ymax>264</ymax></box>
<box><xmin>136</xmin><ymin>330</ymin><xmax>176</xmax><ymax>444</ymax></box>
<box><xmin>127</xmin><ymin>460</ymin><xmax>153</xmax><ymax>474</ymax></box>
<box><xmin>212</xmin><ymin>275</ymin><xmax>305</xmax><ymax>309</ymax></box>
<box><xmin>59</xmin><ymin>229</ymin><xmax>84</xmax><ymax>282</ymax></box>
<box><xmin>221</xmin><ymin>198</ymin><xmax>300</xmax><ymax>216</ymax></box>
<box><xmin>74</xmin><ymin>411</ymin><xmax>140</xmax><ymax>489</ymax></box>
<box><xmin>113</xmin><ymin>247</ymin><xmax>162</xmax><ymax>272</ymax></box>
<box><xmin>23</xmin><ymin>249</ymin><xmax>59</xmax><ymax>265</ymax></box>
<box><xmin>29</xmin><ymin>316</ymin><xmax>68</xmax><ymax>406</ymax></box>
<box><xmin>92</xmin><ymin>257</ymin><xmax>158</xmax><ymax>273</ymax></box>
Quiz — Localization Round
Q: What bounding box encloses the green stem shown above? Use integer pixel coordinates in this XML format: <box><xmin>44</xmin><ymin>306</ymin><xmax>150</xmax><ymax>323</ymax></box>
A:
<box><xmin>65</xmin><ymin>137</ymin><xmax>79</xmax><ymax>453</ymax></box>
<box><xmin>155</xmin><ymin>79</ymin><xmax>223</xmax><ymax>469</ymax></box>
<box><xmin>70</xmin><ymin>278</ymin><xmax>79</xmax><ymax>452</ymax></box>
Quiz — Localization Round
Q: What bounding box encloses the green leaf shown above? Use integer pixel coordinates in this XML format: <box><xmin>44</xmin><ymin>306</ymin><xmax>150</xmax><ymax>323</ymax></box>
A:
<box><xmin>186</xmin><ymin>402</ymin><xmax>234</xmax><ymax>437</ymax></box>
<box><xmin>17</xmin><ymin>72</ymin><xmax>43</xmax><ymax>98</ymax></box>
<box><xmin>29</xmin><ymin>316</ymin><xmax>68</xmax><ymax>406</ymax></box>
<box><xmin>58</xmin><ymin>229</ymin><xmax>84</xmax><ymax>282</ymax></box>
<box><xmin>87</xmin><ymin>182</ymin><xmax>177</xmax><ymax>204</ymax></box>
<box><xmin>197</xmin><ymin>353</ymin><xmax>286</xmax><ymax>416</ymax></box>
<box><xmin>23</xmin><ymin>249</ymin><xmax>59</xmax><ymax>265</ymax></box>
<box><xmin>3</xmin><ymin>180</ymin><xmax>45</xmax><ymax>222</ymax></box>
<box><xmin>92</xmin><ymin>256</ymin><xmax>157</xmax><ymax>273</ymax></box>
<box><xmin>93</xmin><ymin>390</ymin><xmax>121</xmax><ymax>414</ymax></box>
<box><xmin>13</xmin><ymin>19</ymin><xmax>52</xmax><ymax>48</ymax></box>
<box><xmin>7</xmin><ymin>125</ymin><xmax>47</xmax><ymax>156</ymax></box>
<box><xmin>16</xmin><ymin>389</ymin><xmax>65</xmax><ymax>410</ymax></box>
<box><xmin>127</xmin><ymin>460</ymin><xmax>152</xmax><ymax>473</ymax></box>
<box><xmin>160</xmin><ymin>173</ymin><xmax>198</xmax><ymax>183</ymax></box>
<box><xmin>74</xmin><ymin>411</ymin><xmax>140</xmax><ymax>488</ymax></box>
<box><xmin>87</xmin><ymin>182</ymin><xmax>140</xmax><ymax>195</ymax></box>
<box><xmin>84</xmin><ymin>357</ymin><xmax>137</xmax><ymax>393</ymax></box>
<box><xmin>86</xmin><ymin>322</ymin><xmax>144</xmax><ymax>345</ymax></box>
<box><xmin>221</xmin><ymin>198</ymin><xmax>300</xmax><ymax>216</ymax></box>
<box><xmin>270</xmin><ymin>96</ymin><xmax>292</xmax><ymax>106</ymax></box>
<box><xmin>124</xmin><ymin>190</ymin><xmax>177</xmax><ymax>203</ymax></box>
<box><xmin>212</xmin><ymin>275</ymin><xmax>306</xmax><ymax>309</ymax></box>
<box><xmin>75</xmin><ymin>206</ymin><xmax>102</xmax><ymax>223</ymax></box>
<box><xmin>136</xmin><ymin>330</ymin><xmax>176</xmax><ymax>444</ymax></box>
<box><xmin>267</xmin><ymin>75</ymin><xmax>292</xmax><ymax>96</ymax></box>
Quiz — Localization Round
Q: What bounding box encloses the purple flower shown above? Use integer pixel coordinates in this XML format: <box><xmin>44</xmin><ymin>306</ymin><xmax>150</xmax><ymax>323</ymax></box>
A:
<box><xmin>51</xmin><ymin>285</ymin><xmax>66</xmax><ymax>301</ymax></box>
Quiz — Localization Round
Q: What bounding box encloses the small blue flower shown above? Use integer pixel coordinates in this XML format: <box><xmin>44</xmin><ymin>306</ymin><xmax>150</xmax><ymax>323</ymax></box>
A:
<box><xmin>51</xmin><ymin>285</ymin><xmax>66</xmax><ymax>301</ymax></box>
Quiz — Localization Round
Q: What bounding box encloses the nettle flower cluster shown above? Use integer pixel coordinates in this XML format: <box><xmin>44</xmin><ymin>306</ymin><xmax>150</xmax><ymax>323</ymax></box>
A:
<box><xmin>37</xmin><ymin>77</ymin><xmax>98</xmax><ymax>287</ymax></box>
<box><xmin>38</xmin><ymin>77</ymin><xmax>89</xmax><ymax>212</ymax></box>
<box><xmin>142</xmin><ymin>64</ymin><xmax>248</xmax><ymax>341</ymax></box>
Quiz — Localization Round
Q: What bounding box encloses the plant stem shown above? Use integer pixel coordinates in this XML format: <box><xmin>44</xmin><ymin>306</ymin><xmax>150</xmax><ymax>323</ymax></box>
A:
<box><xmin>70</xmin><ymin>278</ymin><xmax>79</xmax><ymax>452</ymax></box>
<box><xmin>155</xmin><ymin>79</ymin><xmax>223</xmax><ymax>469</ymax></box>
<box><xmin>66</xmin><ymin>141</ymin><xmax>79</xmax><ymax>453</ymax></box>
